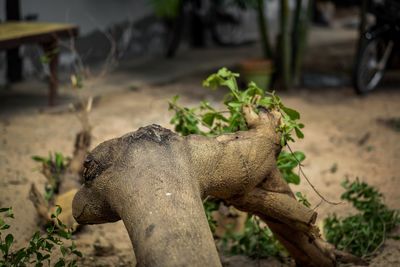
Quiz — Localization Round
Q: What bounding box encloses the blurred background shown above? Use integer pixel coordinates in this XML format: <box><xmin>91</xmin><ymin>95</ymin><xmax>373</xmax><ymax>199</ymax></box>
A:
<box><xmin>1</xmin><ymin>0</ymin><xmax>399</xmax><ymax>97</ymax></box>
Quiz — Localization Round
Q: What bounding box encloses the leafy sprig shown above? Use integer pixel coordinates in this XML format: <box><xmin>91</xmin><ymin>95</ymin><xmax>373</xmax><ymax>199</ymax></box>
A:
<box><xmin>220</xmin><ymin>215</ymin><xmax>285</xmax><ymax>259</ymax></box>
<box><xmin>170</xmin><ymin>68</ymin><xmax>304</xmax><ymax>145</ymax></box>
<box><xmin>0</xmin><ymin>206</ymin><xmax>82</xmax><ymax>267</ymax></box>
<box><xmin>168</xmin><ymin>68</ymin><xmax>305</xmax><ymax>184</ymax></box>
<box><xmin>32</xmin><ymin>152</ymin><xmax>68</xmax><ymax>202</ymax></box>
<box><xmin>324</xmin><ymin>179</ymin><xmax>400</xmax><ymax>257</ymax></box>
<box><xmin>168</xmin><ymin>68</ymin><xmax>307</xmax><ymax>259</ymax></box>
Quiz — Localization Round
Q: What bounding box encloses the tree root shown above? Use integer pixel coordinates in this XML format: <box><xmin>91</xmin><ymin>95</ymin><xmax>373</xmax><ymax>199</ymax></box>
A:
<box><xmin>225</xmin><ymin>168</ymin><xmax>368</xmax><ymax>267</ymax></box>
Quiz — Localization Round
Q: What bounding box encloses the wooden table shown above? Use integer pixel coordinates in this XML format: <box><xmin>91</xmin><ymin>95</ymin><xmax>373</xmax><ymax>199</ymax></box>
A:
<box><xmin>0</xmin><ymin>22</ymin><xmax>79</xmax><ymax>105</ymax></box>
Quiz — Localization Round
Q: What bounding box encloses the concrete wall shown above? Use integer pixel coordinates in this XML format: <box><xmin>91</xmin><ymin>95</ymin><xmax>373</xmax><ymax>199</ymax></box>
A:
<box><xmin>1</xmin><ymin>0</ymin><xmax>152</xmax><ymax>34</ymax></box>
<box><xmin>0</xmin><ymin>0</ymin><xmax>156</xmax><ymax>83</ymax></box>
<box><xmin>0</xmin><ymin>0</ymin><xmax>273</xmax><ymax>85</ymax></box>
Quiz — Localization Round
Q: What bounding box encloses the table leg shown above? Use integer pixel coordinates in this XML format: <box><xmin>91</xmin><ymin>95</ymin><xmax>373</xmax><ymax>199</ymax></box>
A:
<box><xmin>41</xmin><ymin>40</ymin><xmax>59</xmax><ymax>106</ymax></box>
<box><xmin>6</xmin><ymin>0</ymin><xmax>22</xmax><ymax>82</ymax></box>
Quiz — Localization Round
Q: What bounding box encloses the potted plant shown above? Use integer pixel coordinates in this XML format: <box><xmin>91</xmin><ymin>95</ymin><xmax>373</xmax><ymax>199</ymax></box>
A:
<box><xmin>240</xmin><ymin>0</ymin><xmax>314</xmax><ymax>90</ymax></box>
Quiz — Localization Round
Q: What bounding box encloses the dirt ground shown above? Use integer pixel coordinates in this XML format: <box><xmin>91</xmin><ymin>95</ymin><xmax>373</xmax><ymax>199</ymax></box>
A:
<box><xmin>1</xmin><ymin>72</ymin><xmax>399</xmax><ymax>266</ymax></box>
<box><xmin>1</xmin><ymin>20</ymin><xmax>400</xmax><ymax>267</ymax></box>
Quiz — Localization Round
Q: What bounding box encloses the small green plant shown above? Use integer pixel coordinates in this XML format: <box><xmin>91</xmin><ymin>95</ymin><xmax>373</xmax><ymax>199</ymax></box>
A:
<box><xmin>295</xmin><ymin>192</ymin><xmax>311</xmax><ymax>208</ymax></box>
<box><xmin>168</xmin><ymin>68</ymin><xmax>306</xmax><ymax>258</ymax></box>
<box><xmin>168</xmin><ymin>68</ymin><xmax>305</xmax><ymax>184</ymax></box>
<box><xmin>324</xmin><ymin>179</ymin><xmax>400</xmax><ymax>257</ymax></box>
<box><xmin>277</xmin><ymin>151</ymin><xmax>305</xmax><ymax>185</ymax></box>
<box><xmin>220</xmin><ymin>215</ymin><xmax>285</xmax><ymax>259</ymax></box>
<box><xmin>32</xmin><ymin>152</ymin><xmax>68</xmax><ymax>202</ymax></box>
<box><xmin>0</xmin><ymin>206</ymin><xmax>82</xmax><ymax>267</ymax></box>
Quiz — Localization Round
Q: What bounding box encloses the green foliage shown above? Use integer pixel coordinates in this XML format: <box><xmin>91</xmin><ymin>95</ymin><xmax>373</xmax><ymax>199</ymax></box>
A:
<box><xmin>148</xmin><ymin>0</ymin><xmax>181</xmax><ymax>18</ymax></box>
<box><xmin>32</xmin><ymin>152</ymin><xmax>66</xmax><ymax>173</ymax></box>
<box><xmin>0</xmin><ymin>206</ymin><xmax>82</xmax><ymax>267</ymax></box>
<box><xmin>277</xmin><ymin>151</ymin><xmax>305</xmax><ymax>185</ymax></box>
<box><xmin>295</xmin><ymin>192</ymin><xmax>311</xmax><ymax>208</ymax></box>
<box><xmin>220</xmin><ymin>215</ymin><xmax>284</xmax><ymax>258</ymax></box>
<box><xmin>169</xmin><ymin>68</ymin><xmax>305</xmax><ymax>184</ymax></box>
<box><xmin>32</xmin><ymin>152</ymin><xmax>68</xmax><ymax>202</ymax></box>
<box><xmin>324</xmin><ymin>179</ymin><xmax>400</xmax><ymax>257</ymax></box>
<box><xmin>168</xmin><ymin>68</ymin><xmax>307</xmax><ymax>259</ymax></box>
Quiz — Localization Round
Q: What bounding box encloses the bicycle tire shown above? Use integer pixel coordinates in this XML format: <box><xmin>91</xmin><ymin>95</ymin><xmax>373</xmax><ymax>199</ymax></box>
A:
<box><xmin>353</xmin><ymin>35</ymin><xmax>392</xmax><ymax>95</ymax></box>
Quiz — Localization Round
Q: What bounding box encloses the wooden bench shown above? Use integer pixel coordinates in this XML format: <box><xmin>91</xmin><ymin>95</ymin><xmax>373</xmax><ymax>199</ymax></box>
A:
<box><xmin>0</xmin><ymin>22</ymin><xmax>79</xmax><ymax>105</ymax></box>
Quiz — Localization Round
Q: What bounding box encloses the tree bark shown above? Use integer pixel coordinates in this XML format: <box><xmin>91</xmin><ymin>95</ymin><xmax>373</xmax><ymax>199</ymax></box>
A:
<box><xmin>73</xmin><ymin>110</ymin><xmax>365</xmax><ymax>267</ymax></box>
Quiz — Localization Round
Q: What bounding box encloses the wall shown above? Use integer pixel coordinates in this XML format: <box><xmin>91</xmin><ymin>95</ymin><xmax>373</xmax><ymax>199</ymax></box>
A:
<box><xmin>1</xmin><ymin>0</ymin><xmax>152</xmax><ymax>34</ymax></box>
<box><xmin>0</xmin><ymin>0</ymin><xmax>267</xmax><ymax>85</ymax></box>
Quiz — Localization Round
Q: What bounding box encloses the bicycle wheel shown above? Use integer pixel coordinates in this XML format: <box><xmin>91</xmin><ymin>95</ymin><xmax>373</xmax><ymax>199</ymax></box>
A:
<box><xmin>353</xmin><ymin>35</ymin><xmax>393</xmax><ymax>94</ymax></box>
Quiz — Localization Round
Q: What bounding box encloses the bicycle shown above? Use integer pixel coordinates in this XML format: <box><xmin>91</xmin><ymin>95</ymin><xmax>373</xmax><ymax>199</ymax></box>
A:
<box><xmin>353</xmin><ymin>0</ymin><xmax>400</xmax><ymax>94</ymax></box>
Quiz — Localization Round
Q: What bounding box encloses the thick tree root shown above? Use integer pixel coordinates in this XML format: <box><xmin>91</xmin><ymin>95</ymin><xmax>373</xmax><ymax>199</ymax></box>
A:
<box><xmin>72</xmin><ymin>107</ymin><xmax>368</xmax><ymax>267</ymax></box>
<box><xmin>226</xmin><ymin>169</ymin><xmax>368</xmax><ymax>267</ymax></box>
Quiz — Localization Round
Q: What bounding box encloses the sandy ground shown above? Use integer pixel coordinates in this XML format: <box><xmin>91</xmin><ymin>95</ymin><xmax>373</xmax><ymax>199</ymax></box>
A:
<box><xmin>1</xmin><ymin>72</ymin><xmax>399</xmax><ymax>266</ymax></box>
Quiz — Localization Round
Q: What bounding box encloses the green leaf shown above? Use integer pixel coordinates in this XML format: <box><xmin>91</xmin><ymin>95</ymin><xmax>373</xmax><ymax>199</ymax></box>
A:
<box><xmin>5</xmin><ymin>234</ymin><xmax>14</xmax><ymax>254</ymax></box>
<box><xmin>281</xmin><ymin>106</ymin><xmax>300</xmax><ymax>120</ymax></box>
<box><xmin>54</xmin><ymin>259</ymin><xmax>65</xmax><ymax>267</ymax></box>
<box><xmin>296</xmin><ymin>192</ymin><xmax>311</xmax><ymax>208</ymax></box>
<box><xmin>57</xmin><ymin>230</ymin><xmax>71</xmax><ymax>240</ymax></box>
<box><xmin>60</xmin><ymin>246</ymin><xmax>67</xmax><ymax>257</ymax></box>
<box><xmin>294</xmin><ymin>127</ymin><xmax>304</xmax><ymax>139</ymax></box>
<box><xmin>285</xmin><ymin>173</ymin><xmax>300</xmax><ymax>185</ymax></box>
<box><xmin>31</xmin><ymin>155</ymin><xmax>46</xmax><ymax>163</ymax></box>
<box><xmin>258</xmin><ymin>97</ymin><xmax>273</xmax><ymax>107</ymax></box>
<box><xmin>55</xmin><ymin>153</ymin><xmax>64</xmax><ymax>169</ymax></box>
<box><xmin>202</xmin><ymin>113</ymin><xmax>215</xmax><ymax>127</ymax></box>
<box><xmin>0</xmin><ymin>207</ymin><xmax>11</xmax><ymax>213</ymax></box>
<box><xmin>217</xmin><ymin>67</ymin><xmax>239</xmax><ymax>78</ymax></box>
<box><xmin>171</xmin><ymin>95</ymin><xmax>179</xmax><ymax>102</ymax></box>
<box><xmin>14</xmin><ymin>248</ymin><xmax>27</xmax><ymax>263</ymax></box>
<box><xmin>292</xmin><ymin>151</ymin><xmax>306</xmax><ymax>162</ymax></box>
<box><xmin>203</xmin><ymin>74</ymin><xmax>223</xmax><ymax>89</ymax></box>
<box><xmin>0</xmin><ymin>223</ymin><xmax>10</xmax><ymax>230</ymax></box>
<box><xmin>72</xmin><ymin>250</ymin><xmax>83</xmax><ymax>257</ymax></box>
<box><xmin>222</xmin><ymin>79</ymin><xmax>237</xmax><ymax>93</ymax></box>
<box><xmin>227</xmin><ymin>102</ymin><xmax>243</xmax><ymax>108</ymax></box>
<box><xmin>55</xmin><ymin>206</ymin><xmax>62</xmax><ymax>217</ymax></box>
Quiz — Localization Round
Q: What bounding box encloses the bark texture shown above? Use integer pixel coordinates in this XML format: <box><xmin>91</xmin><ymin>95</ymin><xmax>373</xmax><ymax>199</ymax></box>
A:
<box><xmin>73</xmin><ymin>108</ymin><xmax>364</xmax><ymax>267</ymax></box>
